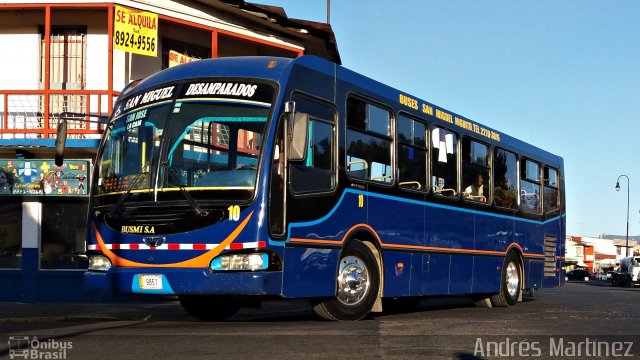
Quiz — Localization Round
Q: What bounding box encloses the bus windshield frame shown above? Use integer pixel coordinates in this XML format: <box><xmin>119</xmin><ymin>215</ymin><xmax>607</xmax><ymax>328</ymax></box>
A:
<box><xmin>93</xmin><ymin>79</ymin><xmax>276</xmax><ymax>205</ymax></box>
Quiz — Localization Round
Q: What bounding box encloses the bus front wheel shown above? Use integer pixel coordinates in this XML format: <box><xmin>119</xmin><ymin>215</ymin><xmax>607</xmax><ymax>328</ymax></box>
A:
<box><xmin>311</xmin><ymin>240</ymin><xmax>380</xmax><ymax>321</ymax></box>
<box><xmin>491</xmin><ymin>252</ymin><xmax>522</xmax><ymax>307</ymax></box>
<box><xmin>179</xmin><ymin>295</ymin><xmax>240</xmax><ymax>321</ymax></box>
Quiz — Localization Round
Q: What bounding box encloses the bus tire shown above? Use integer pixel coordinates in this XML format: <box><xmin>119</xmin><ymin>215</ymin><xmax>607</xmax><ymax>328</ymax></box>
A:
<box><xmin>179</xmin><ymin>295</ymin><xmax>240</xmax><ymax>321</ymax></box>
<box><xmin>491</xmin><ymin>252</ymin><xmax>522</xmax><ymax>307</ymax></box>
<box><xmin>311</xmin><ymin>240</ymin><xmax>380</xmax><ymax>321</ymax></box>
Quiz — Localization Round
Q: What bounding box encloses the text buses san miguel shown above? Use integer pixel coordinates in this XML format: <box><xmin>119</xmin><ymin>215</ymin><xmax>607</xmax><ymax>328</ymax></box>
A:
<box><xmin>57</xmin><ymin>55</ymin><xmax>565</xmax><ymax>320</ymax></box>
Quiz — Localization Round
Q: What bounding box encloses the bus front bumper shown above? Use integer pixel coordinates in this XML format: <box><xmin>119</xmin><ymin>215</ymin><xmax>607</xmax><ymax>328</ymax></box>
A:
<box><xmin>85</xmin><ymin>268</ymin><xmax>283</xmax><ymax>296</ymax></box>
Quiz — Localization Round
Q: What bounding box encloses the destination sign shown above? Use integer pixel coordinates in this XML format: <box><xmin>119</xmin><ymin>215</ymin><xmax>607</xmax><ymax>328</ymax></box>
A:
<box><xmin>179</xmin><ymin>81</ymin><xmax>274</xmax><ymax>104</ymax></box>
<box><xmin>113</xmin><ymin>81</ymin><xmax>274</xmax><ymax>120</ymax></box>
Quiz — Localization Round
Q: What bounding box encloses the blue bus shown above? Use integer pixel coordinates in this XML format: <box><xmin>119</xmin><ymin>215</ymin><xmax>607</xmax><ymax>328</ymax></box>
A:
<box><xmin>58</xmin><ymin>55</ymin><xmax>565</xmax><ymax>321</ymax></box>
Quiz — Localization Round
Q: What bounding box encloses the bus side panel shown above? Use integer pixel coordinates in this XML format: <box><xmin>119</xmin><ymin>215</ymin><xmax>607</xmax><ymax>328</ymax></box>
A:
<box><xmin>516</xmin><ymin>221</ymin><xmax>546</xmax><ymax>287</ymax></box>
<box><xmin>382</xmin><ymin>251</ymin><xmax>413</xmax><ymax>297</ymax></box>
<box><xmin>527</xmin><ymin>259</ymin><xmax>544</xmax><ymax>288</ymax></box>
<box><xmin>471</xmin><ymin>256</ymin><xmax>503</xmax><ymax>294</ymax></box>
<box><xmin>472</xmin><ymin>211</ymin><xmax>514</xmax><ymax>294</ymax></box>
<box><xmin>282</xmin><ymin>247</ymin><xmax>340</xmax><ymax>298</ymax></box>
<box><xmin>422</xmin><ymin>254</ymin><xmax>450</xmax><ymax>295</ymax></box>
<box><xmin>449</xmin><ymin>255</ymin><xmax>473</xmax><ymax>294</ymax></box>
<box><xmin>425</xmin><ymin>204</ymin><xmax>472</xmax><ymax>295</ymax></box>
<box><xmin>410</xmin><ymin>253</ymin><xmax>424</xmax><ymax>296</ymax></box>
<box><xmin>283</xmin><ymin>191</ymin><xmax>366</xmax><ymax>298</ymax></box>
<box><xmin>475</xmin><ymin>212</ymin><xmax>515</xmax><ymax>253</ymax></box>
<box><xmin>367</xmin><ymin>191</ymin><xmax>424</xmax><ymax>297</ymax></box>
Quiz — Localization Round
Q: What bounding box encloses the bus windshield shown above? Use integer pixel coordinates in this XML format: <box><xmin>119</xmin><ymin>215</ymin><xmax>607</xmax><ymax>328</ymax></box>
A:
<box><xmin>161</xmin><ymin>100</ymin><xmax>268</xmax><ymax>190</ymax></box>
<box><xmin>96</xmin><ymin>81</ymin><xmax>274</xmax><ymax>201</ymax></box>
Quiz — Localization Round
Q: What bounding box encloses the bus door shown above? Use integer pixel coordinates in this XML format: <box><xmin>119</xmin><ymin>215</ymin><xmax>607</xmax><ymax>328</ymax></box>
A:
<box><xmin>279</xmin><ymin>94</ymin><xmax>339</xmax><ymax>298</ymax></box>
<box><xmin>286</xmin><ymin>94</ymin><xmax>337</xmax><ymax>224</ymax></box>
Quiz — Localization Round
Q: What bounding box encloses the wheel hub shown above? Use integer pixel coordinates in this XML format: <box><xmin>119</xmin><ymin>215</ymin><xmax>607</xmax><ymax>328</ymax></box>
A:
<box><xmin>506</xmin><ymin>262</ymin><xmax>520</xmax><ymax>298</ymax></box>
<box><xmin>337</xmin><ymin>256</ymin><xmax>370</xmax><ymax>305</ymax></box>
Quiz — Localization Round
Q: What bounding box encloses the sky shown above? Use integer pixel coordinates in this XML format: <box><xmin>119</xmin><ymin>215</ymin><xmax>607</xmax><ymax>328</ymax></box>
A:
<box><xmin>261</xmin><ymin>0</ymin><xmax>640</xmax><ymax>238</ymax></box>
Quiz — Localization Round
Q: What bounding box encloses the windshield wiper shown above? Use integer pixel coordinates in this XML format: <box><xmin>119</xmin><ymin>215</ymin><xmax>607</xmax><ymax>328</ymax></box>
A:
<box><xmin>108</xmin><ymin>165</ymin><xmax>148</xmax><ymax>218</ymax></box>
<box><xmin>163</xmin><ymin>162</ymin><xmax>209</xmax><ymax>217</ymax></box>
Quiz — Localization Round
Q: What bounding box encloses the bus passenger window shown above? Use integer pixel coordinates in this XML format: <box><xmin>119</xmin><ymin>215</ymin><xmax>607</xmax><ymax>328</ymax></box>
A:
<box><xmin>462</xmin><ymin>138</ymin><xmax>489</xmax><ymax>203</ymax></box>
<box><xmin>431</xmin><ymin>127</ymin><xmax>457</xmax><ymax>197</ymax></box>
<box><xmin>494</xmin><ymin>148</ymin><xmax>518</xmax><ymax>209</ymax></box>
<box><xmin>397</xmin><ymin>114</ymin><xmax>427</xmax><ymax>191</ymax></box>
<box><xmin>520</xmin><ymin>159</ymin><xmax>541</xmax><ymax>214</ymax></box>
<box><xmin>544</xmin><ymin>166</ymin><xmax>560</xmax><ymax>212</ymax></box>
<box><xmin>346</xmin><ymin>97</ymin><xmax>392</xmax><ymax>184</ymax></box>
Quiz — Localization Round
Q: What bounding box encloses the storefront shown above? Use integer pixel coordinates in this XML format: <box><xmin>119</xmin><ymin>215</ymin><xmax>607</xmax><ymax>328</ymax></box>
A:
<box><xmin>0</xmin><ymin>158</ymin><xmax>96</xmax><ymax>301</ymax></box>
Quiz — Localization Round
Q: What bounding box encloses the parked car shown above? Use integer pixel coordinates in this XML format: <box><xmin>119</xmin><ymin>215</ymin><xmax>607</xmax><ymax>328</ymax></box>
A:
<box><xmin>595</xmin><ymin>271</ymin><xmax>615</xmax><ymax>280</ymax></box>
<box><xmin>565</xmin><ymin>269</ymin><xmax>592</xmax><ymax>281</ymax></box>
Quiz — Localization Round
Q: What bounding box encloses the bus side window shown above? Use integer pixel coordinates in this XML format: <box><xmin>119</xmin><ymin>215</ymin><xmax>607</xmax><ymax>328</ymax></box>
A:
<box><xmin>346</xmin><ymin>97</ymin><xmax>392</xmax><ymax>184</ymax></box>
<box><xmin>520</xmin><ymin>158</ymin><xmax>541</xmax><ymax>214</ymax></box>
<box><xmin>397</xmin><ymin>114</ymin><xmax>428</xmax><ymax>192</ymax></box>
<box><xmin>543</xmin><ymin>166</ymin><xmax>560</xmax><ymax>213</ymax></box>
<box><xmin>431</xmin><ymin>127</ymin><xmax>457</xmax><ymax>197</ymax></box>
<box><xmin>493</xmin><ymin>148</ymin><xmax>518</xmax><ymax>210</ymax></box>
<box><xmin>461</xmin><ymin>137</ymin><xmax>490</xmax><ymax>203</ymax></box>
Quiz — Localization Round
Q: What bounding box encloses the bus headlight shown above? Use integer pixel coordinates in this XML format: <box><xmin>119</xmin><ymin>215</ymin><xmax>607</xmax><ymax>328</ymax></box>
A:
<box><xmin>210</xmin><ymin>253</ymin><xmax>268</xmax><ymax>271</ymax></box>
<box><xmin>88</xmin><ymin>255</ymin><xmax>112</xmax><ymax>271</ymax></box>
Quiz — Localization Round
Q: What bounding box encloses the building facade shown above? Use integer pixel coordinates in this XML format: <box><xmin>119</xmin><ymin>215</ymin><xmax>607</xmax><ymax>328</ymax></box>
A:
<box><xmin>565</xmin><ymin>235</ymin><xmax>638</xmax><ymax>273</ymax></box>
<box><xmin>0</xmin><ymin>0</ymin><xmax>339</xmax><ymax>302</ymax></box>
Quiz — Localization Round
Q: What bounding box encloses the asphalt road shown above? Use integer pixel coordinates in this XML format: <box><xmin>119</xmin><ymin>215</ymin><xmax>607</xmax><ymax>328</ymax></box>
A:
<box><xmin>2</xmin><ymin>281</ymin><xmax>640</xmax><ymax>359</ymax></box>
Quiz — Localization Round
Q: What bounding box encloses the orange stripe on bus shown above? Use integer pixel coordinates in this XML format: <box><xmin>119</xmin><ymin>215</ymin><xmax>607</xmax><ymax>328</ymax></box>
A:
<box><xmin>95</xmin><ymin>211</ymin><xmax>253</xmax><ymax>268</ymax></box>
<box><xmin>290</xmin><ymin>224</ymin><xmax>546</xmax><ymax>257</ymax></box>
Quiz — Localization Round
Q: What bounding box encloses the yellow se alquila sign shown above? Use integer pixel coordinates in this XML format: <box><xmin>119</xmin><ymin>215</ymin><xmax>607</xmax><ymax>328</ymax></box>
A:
<box><xmin>114</xmin><ymin>5</ymin><xmax>158</xmax><ymax>57</ymax></box>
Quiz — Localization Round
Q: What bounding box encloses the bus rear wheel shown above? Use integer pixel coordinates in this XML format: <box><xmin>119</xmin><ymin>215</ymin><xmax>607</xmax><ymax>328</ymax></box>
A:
<box><xmin>311</xmin><ymin>240</ymin><xmax>380</xmax><ymax>321</ymax></box>
<box><xmin>179</xmin><ymin>295</ymin><xmax>240</xmax><ymax>321</ymax></box>
<box><xmin>491</xmin><ymin>252</ymin><xmax>522</xmax><ymax>307</ymax></box>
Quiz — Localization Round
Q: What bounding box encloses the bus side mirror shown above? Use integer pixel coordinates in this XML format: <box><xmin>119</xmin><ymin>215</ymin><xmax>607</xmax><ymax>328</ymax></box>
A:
<box><xmin>55</xmin><ymin>119</ymin><xmax>68</xmax><ymax>167</ymax></box>
<box><xmin>287</xmin><ymin>112</ymin><xmax>308</xmax><ymax>161</ymax></box>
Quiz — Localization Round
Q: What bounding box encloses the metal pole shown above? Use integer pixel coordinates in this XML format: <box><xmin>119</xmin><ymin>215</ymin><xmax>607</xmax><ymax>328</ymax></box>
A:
<box><xmin>626</xmin><ymin>178</ymin><xmax>630</xmax><ymax>257</ymax></box>
<box><xmin>617</xmin><ymin>175</ymin><xmax>630</xmax><ymax>257</ymax></box>
<box><xmin>327</xmin><ymin>0</ymin><xmax>330</xmax><ymax>24</ymax></box>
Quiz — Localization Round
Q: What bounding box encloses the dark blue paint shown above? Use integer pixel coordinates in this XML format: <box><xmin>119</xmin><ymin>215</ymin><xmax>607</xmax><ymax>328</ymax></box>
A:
<box><xmin>424</xmin><ymin>254</ymin><xmax>451</xmax><ymax>295</ymax></box>
<box><xmin>382</xmin><ymin>251</ymin><xmax>412</xmax><ymax>297</ymax></box>
<box><xmin>282</xmin><ymin>247</ymin><xmax>339</xmax><ymax>297</ymax></box>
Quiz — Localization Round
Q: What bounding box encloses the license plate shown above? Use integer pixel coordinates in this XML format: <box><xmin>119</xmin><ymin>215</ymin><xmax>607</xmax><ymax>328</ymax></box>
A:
<box><xmin>139</xmin><ymin>274</ymin><xmax>163</xmax><ymax>290</ymax></box>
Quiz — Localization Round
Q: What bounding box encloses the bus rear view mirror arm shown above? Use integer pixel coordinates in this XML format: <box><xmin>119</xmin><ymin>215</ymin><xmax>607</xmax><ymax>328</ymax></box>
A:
<box><xmin>55</xmin><ymin>112</ymin><xmax>110</xmax><ymax>167</ymax></box>
<box><xmin>55</xmin><ymin>118</ymin><xmax>68</xmax><ymax>167</ymax></box>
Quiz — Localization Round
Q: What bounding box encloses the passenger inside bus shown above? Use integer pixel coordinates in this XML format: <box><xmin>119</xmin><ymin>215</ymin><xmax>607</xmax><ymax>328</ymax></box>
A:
<box><xmin>494</xmin><ymin>177</ymin><xmax>517</xmax><ymax>209</ymax></box>
<box><xmin>463</xmin><ymin>173</ymin><xmax>486</xmax><ymax>202</ymax></box>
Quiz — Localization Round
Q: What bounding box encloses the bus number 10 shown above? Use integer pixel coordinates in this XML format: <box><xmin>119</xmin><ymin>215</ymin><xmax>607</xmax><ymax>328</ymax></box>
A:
<box><xmin>228</xmin><ymin>205</ymin><xmax>241</xmax><ymax>221</ymax></box>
